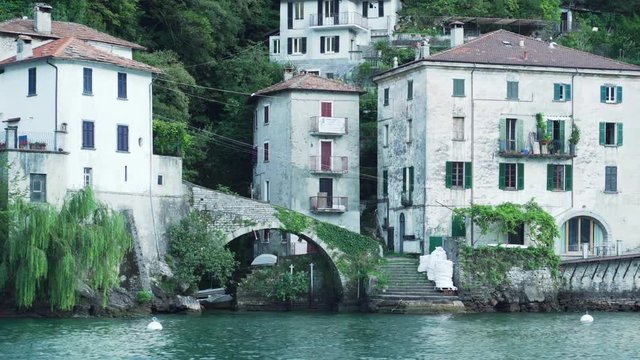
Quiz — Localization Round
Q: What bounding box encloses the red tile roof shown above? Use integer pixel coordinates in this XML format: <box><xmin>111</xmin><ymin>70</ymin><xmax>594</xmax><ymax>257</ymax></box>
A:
<box><xmin>254</xmin><ymin>73</ymin><xmax>365</xmax><ymax>96</ymax></box>
<box><xmin>425</xmin><ymin>29</ymin><xmax>640</xmax><ymax>71</ymax></box>
<box><xmin>0</xmin><ymin>37</ymin><xmax>159</xmax><ymax>73</ymax></box>
<box><xmin>0</xmin><ymin>18</ymin><xmax>144</xmax><ymax>50</ymax></box>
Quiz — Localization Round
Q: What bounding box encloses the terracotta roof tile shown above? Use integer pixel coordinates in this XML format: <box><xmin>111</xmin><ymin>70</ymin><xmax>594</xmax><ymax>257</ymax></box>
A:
<box><xmin>0</xmin><ymin>19</ymin><xmax>144</xmax><ymax>50</ymax></box>
<box><xmin>0</xmin><ymin>37</ymin><xmax>159</xmax><ymax>73</ymax></box>
<box><xmin>425</xmin><ymin>29</ymin><xmax>640</xmax><ymax>71</ymax></box>
<box><xmin>254</xmin><ymin>73</ymin><xmax>365</xmax><ymax>96</ymax></box>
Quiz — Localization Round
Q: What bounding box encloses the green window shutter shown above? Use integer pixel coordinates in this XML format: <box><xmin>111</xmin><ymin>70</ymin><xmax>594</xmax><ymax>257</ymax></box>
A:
<box><xmin>565</xmin><ymin>84</ymin><xmax>572</xmax><ymax>101</ymax></box>
<box><xmin>516</xmin><ymin>119</ymin><xmax>524</xmax><ymax>151</ymax></box>
<box><xmin>517</xmin><ymin>163</ymin><xmax>524</xmax><ymax>190</ymax></box>
<box><xmin>565</xmin><ymin>164</ymin><xmax>573</xmax><ymax>191</ymax></box>
<box><xmin>546</xmin><ymin>120</ymin><xmax>552</xmax><ymax>136</ymax></box>
<box><xmin>409</xmin><ymin>166</ymin><xmax>415</xmax><ymax>192</ymax></box>
<box><xmin>382</xmin><ymin>170</ymin><xmax>388</xmax><ymax>196</ymax></box>
<box><xmin>402</xmin><ymin>167</ymin><xmax>407</xmax><ymax>192</ymax></box>
<box><xmin>599</xmin><ymin>122</ymin><xmax>605</xmax><ymax>145</ymax></box>
<box><xmin>445</xmin><ymin>162</ymin><xmax>452</xmax><ymax>188</ymax></box>
<box><xmin>452</xmin><ymin>215</ymin><xmax>466</xmax><ymax>237</ymax></box>
<box><xmin>498</xmin><ymin>163</ymin><xmax>506</xmax><ymax>190</ymax></box>
<box><xmin>617</xmin><ymin>86</ymin><xmax>623</xmax><ymax>103</ymax></box>
<box><xmin>547</xmin><ymin>164</ymin><xmax>553</xmax><ymax>191</ymax></box>
<box><xmin>558</xmin><ymin>120</ymin><xmax>565</xmax><ymax>153</ymax></box>
<box><xmin>464</xmin><ymin>162</ymin><xmax>472</xmax><ymax>189</ymax></box>
<box><xmin>617</xmin><ymin>123</ymin><xmax>623</xmax><ymax>146</ymax></box>
<box><xmin>553</xmin><ymin>83</ymin><xmax>561</xmax><ymax>101</ymax></box>
<box><xmin>499</xmin><ymin>118</ymin><xmax>506</xmax><ymax>151</ymax></box>
<box><xmin>600</xmin><ymin>85</ymin><xmax>606</xmax><ymax>103</ymax></box>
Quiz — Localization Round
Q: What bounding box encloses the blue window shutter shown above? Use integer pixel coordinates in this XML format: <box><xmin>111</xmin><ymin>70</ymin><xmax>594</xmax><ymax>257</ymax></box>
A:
<box><xmin>546</xmin><ymin>120</ymin><xmax>552</xmax><ymax>136</ymax></box>
<box><xmin>378</xmin><ymin>0</ymin><xmax>384</xmax><ymax>17</ymax></box>
<box><xmin>320</xmin><ymin>36</ymin><xmax>325</xmax><ymax>53</ymax></box>
<box><xmin>287</xmin><ymin>2</ymin><xmax>293</xmax><ymax>29</ymax></box>
<box><xmin>287</xmin><ymin>38</ymin><xmax>292</xmax><ymax>54</ymax></box>
<box><xmin>547</xmin><ymin>164</ymin><xmax>553</xmax><ymax>191</ymax></box>
<box><xmin>334</xmin><ymin>36</ymin><xmax>339</xmax><ymax>53</ymax></box>
<box><xmin>464</xmin><ymin>162</ymin><xmax>472</xmax><ymax>189</ymax></box>
<box><xmin>498</xmin><ymin>163</ymin><xmax>505</xmax><ymax>190</ymax></box>
<box><xmin>565</xmin><ymin>84</ymin><xmax>572</xmax><ymax>100</ymax></box>
<box><xmin>565</xmin><ymin>165</ymin><xmax>573</xmax><ymax>191</ymax></box>
<box><xmin>516</xmin><ymin>119</ymin><xmax>524</xmax><ymax>151</ymax></box>
<box><xmin>617</xmin><ymin>86</ymin><xmax>623</xmax><ymax>103</ymax></box>
<box><xmin>517</xmin><ymin>163</ymin><xmax>524</xmax><ymax>190</ymax></box>
<box><xmin>617</xmin><ymin>123</ymin><xmax>623</xmax><ymax>146</ymax></box>
<box><xmin>362</xmin><ymin>1</ymin><xmax>368</xmax><ymax>17</ymax></box>
<box><xmin>301</xmin><ymin>37</ymin><xmax>307</xmax><ymax>54</ymax></box>
<box><xmin>558</xmin><ymin>120</ymin><xmax>565</xmax><ymax>153</ymax></box>
<box><xmin>599</xmin><ymin>122</ymin><xmax>605</xmax><ymax>145</ymax></box>
<box><xmin>553</xmin><ymin>83</ymin><xmax>561</xmax><ymax>101</ymax></box>
<box><xmin>600</xmin><ymin>86</ymin><xmax>606</xmax><ymax>103</ymax></box>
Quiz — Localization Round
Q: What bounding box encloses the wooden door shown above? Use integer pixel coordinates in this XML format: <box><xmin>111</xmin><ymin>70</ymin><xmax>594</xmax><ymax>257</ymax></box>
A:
<box><xmin>320</xmin><ymin>141</ymin><xmax>332</xmax><ymax>171</ymax></box>
<box><xmin>320</xmin><ymin>101</ymin><xmax>333</xmax><ymax>117</ymax></box>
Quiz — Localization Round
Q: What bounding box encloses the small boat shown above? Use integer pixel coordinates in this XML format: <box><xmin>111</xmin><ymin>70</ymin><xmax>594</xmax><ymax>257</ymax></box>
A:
<box><xmin>196</xmin><ymin>288</ymin><xmax>233</xmax><ymax>309</ymax></box>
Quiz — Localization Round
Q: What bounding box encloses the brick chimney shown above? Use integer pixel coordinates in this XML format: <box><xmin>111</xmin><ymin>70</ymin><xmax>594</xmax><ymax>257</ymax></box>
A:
<box><xmin>34</xmin><ymin>3</ymin><xmax>52</xmax><ymax>34</ymax></box>
<box><xmin>16</xmin><ymin>35</ymin><xmax>33</xmax><ymax>60</ymax></box>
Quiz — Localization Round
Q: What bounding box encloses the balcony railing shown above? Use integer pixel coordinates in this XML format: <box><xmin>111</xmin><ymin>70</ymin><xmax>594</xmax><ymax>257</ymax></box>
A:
<box><xmin>310</xmin><ymin>196</ymin><xmax>348</xmax><ymax>213</ymax></box>
<box><xmin>309</xmin><ymin>156</ymin><xmax>348</xmax><ymax>174</ymax></box>
<box><xmin>309</xmin><ymin>12</ymin><xmax>368</xmax><ymax>29</ymax></box>
<box><xmin>1</xmin><ymin>131</ymin><xmax>56</xmax><ymax>152</ymax></box>
<box><xmin>497</xmin><ymin>139</ymin><xmax>574</xmax><ymax>159</ymax></box>
<box><xmin>310</xmin><ymin>116</ymin><xmax>347</xmax><ymax>135</ymax></box>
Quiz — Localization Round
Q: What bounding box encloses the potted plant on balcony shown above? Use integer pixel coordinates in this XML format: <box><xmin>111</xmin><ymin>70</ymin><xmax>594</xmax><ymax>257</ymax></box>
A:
<box><xmin>569</xmin><ymin>122</ymin><xmax>580</xmax><ymax>156</ymax></box>
<box><xmin>540</xmin><ymin>133</ymin><xmax>552</xmax><ymax>155</ymax></box>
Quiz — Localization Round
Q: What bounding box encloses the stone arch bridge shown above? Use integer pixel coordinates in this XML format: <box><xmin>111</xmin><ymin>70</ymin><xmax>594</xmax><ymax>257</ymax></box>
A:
<box><xmin>188</xmin><ymin>184</ymin><xmax>361</xmax><ymax>299</ymax></box>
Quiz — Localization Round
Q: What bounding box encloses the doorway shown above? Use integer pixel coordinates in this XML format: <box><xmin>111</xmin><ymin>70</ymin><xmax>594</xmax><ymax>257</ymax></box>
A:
<box><xmin>319</xmin><ymin>178</ymin><xmax>333</xmax><ymax>208</ymax></box>
<box><xmin>320</xmin><ymin>141</ymin><xmax>332</xmax><ymax>171</ymax></box>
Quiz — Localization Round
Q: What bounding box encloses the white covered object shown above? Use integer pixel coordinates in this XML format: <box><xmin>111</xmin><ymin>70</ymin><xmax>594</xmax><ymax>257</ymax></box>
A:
<box><xmin>427</xmin><ymin>247</ymin><xmax>447</xmax><ymax>281</ymax></box>
<box><xmin>434</xmin><ymin>259</ymin><xmax>455</xmax><ymax>289</ymax></box>
<box><xmin>418</xmin><ymin>255</ymin><xmax>429</xmax><ymax>273</ymax></box>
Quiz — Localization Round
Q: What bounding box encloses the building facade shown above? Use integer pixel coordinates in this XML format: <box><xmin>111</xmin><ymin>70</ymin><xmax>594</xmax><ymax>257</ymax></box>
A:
<box><xmin>374</xmin><ymin>30</ymin><xmax>640</xmax><ymax>257</ymax></box>
<box><xmin>252</xmin><ymin>73</ymin><xmax>363</xmax><ymax>233</ymax></box>
<box><xmin>269</xmin><ymin>0</ymin><xmax>402</xmax><ymax>78</ymax></box>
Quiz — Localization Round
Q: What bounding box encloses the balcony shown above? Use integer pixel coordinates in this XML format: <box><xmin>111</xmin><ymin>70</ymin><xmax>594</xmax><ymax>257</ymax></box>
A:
<box><xmin>310</xmin><ymin>195</ymin><xmax>347</xmax><ymax>213</ymax></box>
<box><xmin>498</xmin><ymin>140</ymin><xmax>575</xmax><ymax>159</ymax></box>
<box><xmin>310</xmin><ymin>116</ymin><xmax>348</xmax><ymax>136</ymax></box>
<box><xmin>1</xmin><ymin>131</ymin><xmax>56</xmax><ymax>152</ymax></box>
<box><xmin>309</xmin><ymin>156</ymin><xmax>348</xmax><ymax>174</ymax></box>
<box><xmin>309</xmin><ymin>12</ymin><xmax>368</xmax><ymax>32</ymax></box>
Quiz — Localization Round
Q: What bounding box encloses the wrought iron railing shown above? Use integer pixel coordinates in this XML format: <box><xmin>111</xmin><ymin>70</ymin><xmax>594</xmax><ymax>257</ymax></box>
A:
<box><xmin>310</xmin><ymin>116</ymin><xmax>348</xmax><ymax>135</ymax></box>
<box><xmin>310</xmin><ymin>196</ymin><xmax>348</xmax><ymax>212</ymax></box>
<box><xmin>309</xmin><ymin>12</ymin><xmax>368</xmax><ymax>28</ymax></box>
<box><xmin>309</xmin><ymin>156</ymin><xmax>348</xmax><ymax>174</ymax></box>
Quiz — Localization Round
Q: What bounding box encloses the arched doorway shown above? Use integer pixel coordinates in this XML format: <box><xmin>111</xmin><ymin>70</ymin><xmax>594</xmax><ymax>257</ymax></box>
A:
<box><xmin>560</xmin><ymin>216</ymin><xmax>606</xmax><ymax>255</ymax></box>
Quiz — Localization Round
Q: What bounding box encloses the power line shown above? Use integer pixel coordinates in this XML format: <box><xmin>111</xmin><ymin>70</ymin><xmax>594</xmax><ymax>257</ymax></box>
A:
<box><xmin>154</xmin><ymin>84</ymin><xmax>240</xmax><ymax>107</ymax></box>
<box><xmin>182</xmin><ymin>40</ymin><xmax>270</xmax><ymax>69</ymax></box>
<box><xmin>155</xmin><ymin>77</ymin><xmax>280</xmax><ymax>99</ymax></box>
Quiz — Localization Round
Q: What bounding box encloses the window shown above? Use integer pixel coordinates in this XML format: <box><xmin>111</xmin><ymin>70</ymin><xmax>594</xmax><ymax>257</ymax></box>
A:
<box><xmin>117</xmin><ymin>72</ymin><xmax>127</xmax><ymax>99</ymax></box>
<box><xmin>262</xmin><ymin>230</ymin><xmax>270</xmax><ymax>243</ymax></box>
<box><xmin>507</xmin><ymin>81</ymin><xmax>519</xmax><ymax>99</ymax></box>
<box><xmin>505</xmin><ymin>118</ymin><xmax>517</xmax><ymax>152</ymax></box>
<box><xmin>382</xmin><ymin>169</ymin><xmax>388</xmax><ymax>197</ymax></box>
<box><xmin>545</xmin><ymin>119</ymin><xmax>566</xmax><ymax>154</ymax></box>
<box><xmin>383</xmin><ymin>88</ymin><xmax>389</xmax><ymax>106</ymax></box>
<box><xmin>82</xmin><ymin>121</ymin><xmax>94</xmax><ymax>149</ymax></box>
<box><xmin>547</xmin><ymin>164</ymin><xmax>572</xmax><ymax>191</ymax></box>
<box><xmin>326</xmin><ymin>73</ymin><xmax>334</xmax><ymax>79</ymax></box>
<box><xmin>407</xmin><ymin>80</ymin><xmax>413</xmax><ymax>100</ymax></box>
<box><xmin>507</xmin><ymin>223</ymin><xmax>525</xmax><ymax>245</ymax></box>
<box><xmin>605</xmin><ymin>166</ymin><xmax>617</xmax><ymax>193</ymax></box>
<box><xmin>124</xmin><ymin>166</ymin><xmax>128</xmax><ymax>181</ymax></box>
<box><xmin>402</xmin><ymin>166</ymin><xmax>414</xmax><ymax>200</ymax></box>
<box><xmin>601</xmin><ymin>85</ymin><xmax>622</xmax><ymax>104</ymax></box>
<box><xmin>272</xmin><ymin>39</ymin><xmax>280</xmax><ymax>54</ymax></box>
<box><xmin>446</xmin><ymin>161</ymin><xmax>472</xmax><ymax>189</ymax></box>
<box><xmin>117</xmin><ymin>125</ymin><xmax>129</xmax><ymax>152</ymax></box>
<box><xmin>83</xmin><ymin>68</ymin><xmax>93</xmax><ymax>95</ymax></box>
<box><xmin>599</xmin><ymin>122</ymin><xmax>623</xmax><ymax>146</ymax></box>
<box><xmin>499</xmin><ymin>163</ymin><xmax>524</xmax><ymax>190</ymax></box>
<box><xmin>263</xmin><ymin>142</ymin><xmax>269</xmax><ymax>162</ymax></box>
<box><xmin>320</xmin><ymin>36</ymin><xmax>339</xmax><ymax>53</ymax></box>
<box><xmin>320</xmin><ymin>101</ymin><xmax>332</xmax><ymax>117</ymax></box>
<box><xmin>406</xmin><ymin>119</ymin><xmax>412</xmax><ymax>142</ymax></box>
<box><xmin>453</xmin><ymin>117</ymin><xmax>464</xmax><ymax>140</ymax></box>
<box><xmin>453</xmin><ymin>79</ymin><xmax>464</xmax><ymax>97</ymax></box>
<box><xmin>30</xmin><ymin>174</ymin><xmax>46</xmax><ymax>203</ymax></box>
<box><xmin>287</xmin><ymin>37</ymin><xmax>307</xmax><ymax>55</ymax></box>
<box><xmin>294</xmin><ymin>2</ymin><xmax>304</xmax><ymax>19</ymax></box>
<box><xmin>553</xmin><ymin>83</ymin><xmax>571</xmax><ymax>101</ymax></box>
<box><xmin>28</xmin><ymin>67</ymin><xmax>36</xmax><ymax>96</ymax></box>
<box><xmin>263</xmin><ymin>180</ymin><xmax>270</xmax><ymax>202</ymax></box>
<box><xmin>84</xmin><ymin>167</ymin><xmax>92</xmax><ymax>187</ymax></box>
<box><xmin>383</xmin><ymin>124</ymin><xmax>389</xmax><ymax>147</ymax></box>
<box><xmin>323</xmin><ymin>0</ymin><xmax>335</xmax><ymax>15</ymax></box>
<box><xmin>263</xmin><ymin>105</ymin><xmax>269</xmax><ymax>124</ymax></box>
<box><xmin>452</xmin><ymin>215</ymin><xmax>466</xmax><ymax>237</ymax></box>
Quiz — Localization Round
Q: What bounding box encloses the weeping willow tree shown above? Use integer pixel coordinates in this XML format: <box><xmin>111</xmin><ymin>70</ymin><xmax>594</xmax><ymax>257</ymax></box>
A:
<box><xmin>0</xmin><ymin>188</ymin><xmax>132</xmax><ymax>310</ymax></box>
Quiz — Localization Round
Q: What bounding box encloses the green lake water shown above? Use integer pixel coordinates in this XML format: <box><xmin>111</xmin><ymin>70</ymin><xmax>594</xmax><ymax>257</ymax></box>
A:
<box><xmin>1</xmin><ymin>311</ymin><xmax>638</xmax><ymax>359</ymax></box>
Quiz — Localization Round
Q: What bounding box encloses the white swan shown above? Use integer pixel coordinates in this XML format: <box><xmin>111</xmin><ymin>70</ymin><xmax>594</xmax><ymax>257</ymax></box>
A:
<box><xmin>147</xmin><ymin>317</ymin><xmax>163</xmax><ymax>330</ymax></box>
<box><xmin>580</xmin><ymin>311</ymin><xmax>594</xmax><ymax>324</ymax></box>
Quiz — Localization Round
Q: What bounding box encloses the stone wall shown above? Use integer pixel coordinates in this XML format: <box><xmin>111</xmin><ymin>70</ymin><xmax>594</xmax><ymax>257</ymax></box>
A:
<box><xmin>558</xmin><ymin>255</ymin><xmax>640</xmax><ymax>311</ymax></box>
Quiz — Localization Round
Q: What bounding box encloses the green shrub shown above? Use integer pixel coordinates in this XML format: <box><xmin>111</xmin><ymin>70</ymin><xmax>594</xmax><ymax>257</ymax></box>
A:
<box><xmin>137</xmin><ymin>290</ymin><xmax>152</xmax><ymax>304</ymax></box>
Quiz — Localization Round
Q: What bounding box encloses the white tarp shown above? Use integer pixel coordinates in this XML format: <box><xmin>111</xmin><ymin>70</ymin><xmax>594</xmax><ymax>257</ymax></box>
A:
<box><xmin>426</xmin><ymin>247</ymin><xmax>447</xmax><ymax>281</ymax></box>
<box><xmin>318</xmin><ymin>117</ymin><xmax>346</xmax><ymax>134</ymax></box>
<box><xmin>434</xmin><ymin>259</ymin><xmax>455</xmax><ymax>290</ymax></box>
<box><xmin>418</xmin><ymin>255</ymin><xmax>429</xmax><ymax>273</ymax></box>
<box><xmin>250</xmin><ymin>254</ymin><xmax>277</xmax><ymax>266</ymax></box>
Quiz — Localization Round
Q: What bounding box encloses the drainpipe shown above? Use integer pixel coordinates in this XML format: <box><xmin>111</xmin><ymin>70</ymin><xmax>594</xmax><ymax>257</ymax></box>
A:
<box><xmin>46</xmin><ymin>59</ymin><xmax>58</xmax><ymax>150</ymax></box>
<box><xmin>148</xmin><ymin>77</ymin><xmax>160</xmax><ymax>259</ymax></box>
<box><xmin>470</xmin><ymin>63</ymin><xmax>476</xmax><ymax>246</ymax></box>
<box><xmin>570</xmin><ymin>68</ymin><xmax>578</xmax><ymax>209</ymax></box>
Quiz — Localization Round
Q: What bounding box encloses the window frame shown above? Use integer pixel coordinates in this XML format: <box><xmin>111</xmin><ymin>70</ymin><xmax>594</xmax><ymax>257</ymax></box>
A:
<box><xmin>83</xmin><ymin>67</ymin><xmax>93</xmax><ymax>95</ymax></box>
<box><xmin>407</xmin><ymin>80</ymin><xmax>413</xmax><ymax>100</ymax></box>
<box><xmin>294</xmin><ymin>2</ymin><xmax>304</xmax><ymax>20</ymax></box>
<box><xmin>505</xmin><ymin>118</ymin><xmax>517</xmax><ymax>152</ymax></box>
<box><xmin>322</xmin><ymin>36</ymin><xmax>336</xmax><ymax>53</ymax></box>
<box><xmin>30</xmin><ymin>173</ymin><xmax>46</xmax><ymax>203</ymax></box>
<box><xmin>406</xmin><ymin>119</ymin><xmax>412</xmax><ymax>143</ymax></box>
<box><xmin>83</xmin><ymin>167</ymin><xmax>93</xmax><ymax>187</ymax></box>
<box><xmin>28</xmin><ymin>67</ymin><xmax>36</xmax><ymax>96</ymax></box>
<box><xmin>507</xmin><ymin>80</ymin><xmax>519</xmax><ymax>100</ymax></box>
<box><xmin>452</xmin><ymin>79</ymin><xmax>465</xmax><ymax>97</ymax></box>
<box><xmin>263</xmin><ymin>141</ymin><xmax>270</xmax><ymax>163</ymax></box>
<box><xmin>272</xmin><ymin>38</ymin><xmax>280</xmax><ymax>54</ymax></box>
<box><xmin>383</xmin><ymin>88</ymin><xmax>389</xmax><ymax>106</ymax></box>
<box><xmin>605</xmin><ymin>85</ymin><xmax>616</xmax><ymax>103</ymax></box>
<box><xmin>382</xmin><ymin>124</ymin><xmax>389</xmax><ymax>147</ymax></box>
<box><xmin>453</xmin><ymin>117</ymin><xmax>464</xmax><ymax>141</ymax></box>
<box><xmin>292</xmin><ymin>37</ymin><xmax>304</xmax><ymax>54</ymax></box>
<box><xmin>605</xmin><ymin>166</ymin><xmax>617</xmax><ymax>193</ymax></box>
<box><xmin>451</xmin><ymin>162</ymin><xmax>464</xmax><ymax>188</ymax></box>
<box><xmin>263</xmin><ymin>105</ymin><xmax>270</xmax><ymax>124</ymax></box>
<box><xmin>82</xmin><ymin>120</ymin><xmax>95</xmax><ymax>149</ymax></box>
<box><xmin>117</xmin><ymin>72</ymin><xmax>127</xmax><ymax>99</ymax></box>
<box><xmin>117</xmin><ymin>124</ymin><xmax>129</xmax><ymax>152</ymax></box>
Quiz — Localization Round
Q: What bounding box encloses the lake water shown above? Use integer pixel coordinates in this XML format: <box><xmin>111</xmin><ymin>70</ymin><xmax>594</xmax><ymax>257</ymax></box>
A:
<box><xmin>0</xmin><ymin>311</ymin><xmax>638</xmax><ymax>359</ymax></box>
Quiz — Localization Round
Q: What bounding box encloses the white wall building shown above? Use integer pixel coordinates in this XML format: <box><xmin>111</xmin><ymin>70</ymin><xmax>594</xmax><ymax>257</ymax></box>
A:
<box><xmin>0</xmin><ymin>5</ymin><xmax>185</xmax><ymax>285</ymax></box>
<box><xmin>374</xmin><ymin>30</ymin><xmax>640</xmax><ymax>258</ymax></box>
<box><xmin>252</xmin><ymin>72</ymin><xmax>364</xmax><ymax>233</ymax></box>
<box><xmin>269</xmin><ymin>0</ymin><xmax>402</xmax><ymax>78</ymax></box>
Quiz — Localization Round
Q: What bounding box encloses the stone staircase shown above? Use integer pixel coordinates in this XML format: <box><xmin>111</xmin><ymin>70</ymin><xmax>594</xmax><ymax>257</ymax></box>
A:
<box><xmin>369</xmin><ymin>257</ymin><xmax>465</xmax><ymax>314</ymax></box>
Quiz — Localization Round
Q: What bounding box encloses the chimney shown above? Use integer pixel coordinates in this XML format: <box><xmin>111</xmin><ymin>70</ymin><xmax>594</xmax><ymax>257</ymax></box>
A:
<box><xmin>16</xmin><ymin>35</ymin><xmax>33</xmax><ymax>60</ymax></box>
<box><xmin>34</xmin><ymin>3</ymin><xmax>52</xmax><ymax>34</ymax></box>
<box><xmin>519</xmin><ymin>39</ymin><xmax>525</xmax><ymax>47</ymax></box>
<box><xmin>450</xmin><ymin>21</ymin><xmax>464</xmax><ymax>48</ymax></box>
<box><xmin>283</xmin><ymin>65</ymin><xmax>295</xmax><ymax>81</ymax></box>
<box><xmin>414</xmin><ymin>39</ymin><xmax>430</xmax><ymax>60</ymax></box>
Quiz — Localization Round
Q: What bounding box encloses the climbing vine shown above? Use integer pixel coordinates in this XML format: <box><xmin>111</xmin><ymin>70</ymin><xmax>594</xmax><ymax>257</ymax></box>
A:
<box><xmin>0</xmin><ymin>188</ymin><xmax>132</xmax><ymax>310</ymax></box>
<box><xmin>274</xmin><ymin>207</ymin><xmax>310</xmax><ymax>235</ymax></box>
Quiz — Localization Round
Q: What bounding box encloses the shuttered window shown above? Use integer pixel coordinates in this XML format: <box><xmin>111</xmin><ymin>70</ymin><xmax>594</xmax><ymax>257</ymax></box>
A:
<box><xmin>82</xmin><ymin>121</ymin><xmax>94</xmax><ymax>149</ymax></box>
<box><xmin>599</xmin><ymin>122</ymin><xmax>623</xmax><ymax>146</ymax></box>
<box><xmin>453</xmin><ymin>79</ymin><xmax>465</xmax><ymax>97</ymax></box>
<box><xmin>117</xmin><ymin>125</ymin><xmax>129</xmax><ymax>152</ymax></box>
<box><xmin>499</xmin><ymin>163</ymin><xmax>524</xmax><ymax>190</ymax></box>
<box><xmin>28</xmin><ymin>67</ymin><xmax>36</xmax><ymax>96</ymax></box>
<box><xmin>446</xmin><ymin>161</ymin><xmax>472</xmax><ymax>189</ymax></box>
<box><xmin>553</xmin><ymin>83</ymin><xmax>571</xmax><ymax>101</ymax></box>
<box><xmin>547</xmin><ymin>164</ymin><xmax>572</xmax><ymax>191</ymax></box>
<box><xmin>320</xmin><ymin>36</ymin><xmax>340</xmax><ymax>53</ymax></box>
<box><xmin>605</xmin><ymin>166</ymin><xmax>617</xmax><ymax>193</ymax></box>
<box><xmin>601</xmin><ymin>85</ymin><xmax>622</xmax><ymax>104</ymax></box>
<box><xmin>507</xmin><ymin>81</ymin><xmax>519</xmax><ymax>99</ymax></box>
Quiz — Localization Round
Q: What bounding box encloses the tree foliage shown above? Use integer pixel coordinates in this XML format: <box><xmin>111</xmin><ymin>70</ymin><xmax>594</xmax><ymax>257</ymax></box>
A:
<box><xmin>0</xmin><ymin>188</ymin><xmax>132</xmax><ymax>310</ymax></box>
<box><xmin>166</xmin><ymin>211</ymin><xmax>237</xmax><ymax>291</ymax></box>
